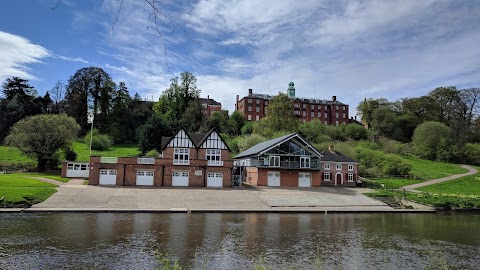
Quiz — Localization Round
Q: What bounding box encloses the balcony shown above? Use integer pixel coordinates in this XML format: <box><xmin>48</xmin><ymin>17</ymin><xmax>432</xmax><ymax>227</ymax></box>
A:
<box><xmin>208</xmin><ymin>160</ymin><xmax>224</xmax><ymax>166</ymax></box>
<box><xmin>100</xmin><ymin>157</ymin><xmax>118</xmax><ymax>163</ymax></box>
<box><xmin>137</xmin><ymin>158</ymin><xmax>155</xmax><ymax>164</ymax></box>
<box><xmin>236</xmin><ymin>159</ymin><xmax>321</xmax><ymax>169</ymax></box>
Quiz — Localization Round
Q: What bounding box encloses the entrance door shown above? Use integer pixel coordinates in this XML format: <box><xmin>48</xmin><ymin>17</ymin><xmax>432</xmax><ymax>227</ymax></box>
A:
<box><xmin>99</xmin><ymin>169</ymin><xmax>117</xmax><ymax>185</ymax></box>
<box><xmin>136</xmin><ymin>170</ymin><xmax>154</xmax><ymax>186</ymax></box>
<box><xmin>172</xmin><ymin>171</ymin><xmax>189</xmax><ymax>186</ymax></box>
<box><xmin>207</xmin><ymin>172</ymin><xmax>223</xmax><ymax>187</ymax></box>
<box><xmin>298</xmin><ymin>172</ymin><xmax>311</xmax><ymax>187</ymax></box>
<box><xmin>335</xmin><ymin>173</ymin><xmax>343</xmax><ymax>186</ymax></box>
<box><xmin>267</xmin><ymin>171</ymin><xmax>281</xmax><ymax>186</ymax></box>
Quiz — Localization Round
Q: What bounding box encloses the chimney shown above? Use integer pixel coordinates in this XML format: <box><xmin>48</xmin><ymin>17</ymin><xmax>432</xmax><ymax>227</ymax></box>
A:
<box><xmin>332</xmin><ymin>96</ymin><xmax>337</xmax><ymax>102</ymax></box>
<box><xmin>355</xmin><ymin>116</ymin><xmax>357</xmax><ymax>120</ymax></box>
<box><xmin>328</xmin><ymin>145</ymin><xmax>334</xmax><ymax>152</ymax></box>
<box><xmin>236</xmin><ymin>95</ymin><xmax>239</xmax><ymax>110</ymax></box>
<box><xmin>248</xmin><ymin>88</ymin><xmax>253</xmax><ymax>96</ymax></box>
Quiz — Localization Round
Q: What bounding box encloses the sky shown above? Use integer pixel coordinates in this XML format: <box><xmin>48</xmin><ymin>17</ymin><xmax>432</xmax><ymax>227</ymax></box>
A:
<box><xmin>1</xmin><ymin>0</ymin><xmax>479</xmax><ymax>117</ymax></box>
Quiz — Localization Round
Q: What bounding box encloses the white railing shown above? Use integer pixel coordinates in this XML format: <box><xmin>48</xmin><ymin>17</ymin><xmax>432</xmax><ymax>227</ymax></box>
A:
<box><xmin>137</xmin><ymin>158</ymin><xmax>155</xmax><ymax>164</ymax></box>
<box><xmin>208</xmin><ymin>160</ymin><xmax>224</xmax><ymax>166</ymax></box>
<box><xmin>100</xmin><ymin>157</ymin><xmax>118</xmax><ymax>163</ymax></box>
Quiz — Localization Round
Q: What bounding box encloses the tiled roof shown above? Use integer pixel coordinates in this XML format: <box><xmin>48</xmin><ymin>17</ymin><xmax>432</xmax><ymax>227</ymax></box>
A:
<box><xmin>321</xmin><ymin>150</ymin><xmax>359</xmax><ymax>163</ymax></box>
<box><xmin>198</xmin><ymin>97</ymin><xmax>222</xmax><ymax>106</ymax></box>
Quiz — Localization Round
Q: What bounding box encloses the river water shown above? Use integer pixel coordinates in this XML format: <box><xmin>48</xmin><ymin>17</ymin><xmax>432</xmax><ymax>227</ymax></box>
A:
<box><xmin>0</xmin><ymin>213</ymin><xmax>479</xmax><ymax>269</ymax></box>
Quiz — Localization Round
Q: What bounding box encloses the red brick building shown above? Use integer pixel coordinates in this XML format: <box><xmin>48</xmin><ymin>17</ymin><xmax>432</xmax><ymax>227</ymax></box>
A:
<box><xmin>235</xmin><ymin>81</ymin><xmax>349</xmax><ymax>125</ymax></box>
<box><xmin>199</xmin><ymin>96</ymin><xmax>222</xmax><ymax>117</ymax></box>
<box><xmin>65</xmin><ymin>128</ymin><xmax>233</xmax><ymax>188</ymax></box>
<box><xmin>233</xmin><ymin>133</ymin><xmax>359</xmax><ymax>187</ymax></box>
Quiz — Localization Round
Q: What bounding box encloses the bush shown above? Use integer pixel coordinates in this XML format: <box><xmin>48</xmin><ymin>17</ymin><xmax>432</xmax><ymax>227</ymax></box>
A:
<box><xmin>63</xmin><ymin>145</ymin><xmax>77</xmax><ymax>161</ymax></box>
<box><xmin>462</xmin><ymin>143</ymin><xmax>480</xmax><ymax>165</ymax></box>
<box><xmin>84</xmin><ymin>129</ymin><xmax>113</xmax><ymax>151</ymax></box>
<box><xmin>345</xmin><ymin>124</ymin><xmax>368</xmax><ymax>140</ymax></box>
<box><xmin>355</xmin><ymin>147</ymin><xmax>411</xmax><ymax>176</ymax></box>
<box><xmin>412</xmin><ymin>121</ymin><xmax>452</xmax><ymax>160</ymax></box>
<box><xmin>237</xmin><ymin>134</ymin><xmax>267</xmax><ymax>152</ymax></box>
<box><xmin>241</xmin><ymin>122</ymin><xmax>255</xmax><ymax>135</ymax></box>
<box><xmin>144</xmin><ymin>149</ymin><xmax>160</xmax><ymax>157</ymax></box>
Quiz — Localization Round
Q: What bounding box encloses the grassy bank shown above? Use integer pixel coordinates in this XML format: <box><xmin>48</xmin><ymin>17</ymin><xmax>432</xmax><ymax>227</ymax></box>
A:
<box><xmin>0</xmin><ymin>173</ymin><xmax>58</xmax><ymax>207</ymax></box>
<box><xmin>404</xmin><ymin>156</ymin><xmax>468</xmax><ymax>179</ymax></box>
<box><xmin>68</xmin><ymin>142</ymin><xmax>140</xmax><ymax>161</ymax></box>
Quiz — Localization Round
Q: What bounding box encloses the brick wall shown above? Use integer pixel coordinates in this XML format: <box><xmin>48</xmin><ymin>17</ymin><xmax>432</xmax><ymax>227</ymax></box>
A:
<box><xmin>321</xmin><ymin>162</ymin><xmax>358</xmax><ymax>187</ymax></box>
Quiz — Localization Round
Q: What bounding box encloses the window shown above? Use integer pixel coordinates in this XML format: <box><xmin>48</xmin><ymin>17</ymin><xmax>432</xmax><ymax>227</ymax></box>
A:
<box><xmin>324</xmin><ymin>172</ymin><xmax>330</xmax><ymax>181</ymax></box>
<box><xmin>336</xmin><ymin>121</ymin><xmax>339</xmax><ymax>126</ymax></box>
<box><xmin>248</xmin><ymin>106</ymin><xmax>252</xmax><ymax>112</ymax></box>
<box><xmin>256</xmin><ymin>107</ymin><xmax>260</xmax><ymax>112</ymax></box>
<box><xmin>269</xmin><ymin>156</ymin><xmax>280</xmax><ymax>167</ymax></box>
<box><xmin>302</xmin><ymin>111</ymin><xmax>306</xmax><ymax>116</ymax></box>
<box><xmin>300</xmin><ymin>157</ymin><xmax>310</xmax><ymax>168</ymax></box>
<box><xmin>343</xmin><ymin>106</ymin><xmax>346</xmax><ymax>111</ymax></box>
<box><xmin>80</xmin><ymin>164</ymin><xmax>88</xmax><ymax>171</ymax></box>
<box><xmin>174</xmin><ymin>148</ymin><xmax>190</xmax><ymax>165</ymax></box>
<box><xmin>146</xmin><ymin>171</ymin><xmax>154</xmax><ymax>176</ymax></box>
<box><xmin>248</xmin><ymin>115</ymin><xmax>252</xmax><ymax>121</ymax></box>
<box><xmin>348</xmin><ymin>165</ymin><xmax>353</xmax><ymax>171</ymax></box>
<box><xmin>348</xmin><ymin>173</ymin><xmax>354</xmax><ymax>182</ymax></box>
<box><xmin>265</xmin><ymin>101</ymin><xmax>269</xmax><ymax>105</ymax></box>
<box><xmin>324</xmin><ymin>113</ymin><xmax>327</xmax><ymax>118</ymax></box>
<box><xmin>248</xmin><ymin>99</ymin><xmax>252</xmax><ymax>103</ymax></box>
<box><xmin>302</xmin><ymin>104</ymin><xmax>306</xmax><ymax>108</ymax></box>
<box><xmin>324</xmin><ymin>163</ymin><xmax>330</xmax><ymax>170</ymax></box>
<box><xmin>109</xmin><ymin>170</ymin><xmax>116</xmax><ymax>175</ymax></box>
<box><xmin>318</xmin><ymin>112</ymin><xmax>321</xmax><ymax>117</ymax></box>
<box><xmin>100</xmin><ymin>170</ymin><xmax>108</xmax><ymax>175</ymax></box>
<box><xmin>343</xmin><ymin>113</ymin><xmax>346</xmax><ymax>119</ymax></box>
<box><xmin>311</xmin><ymin>112</ymin><xmax>314</xmax><ymax>117</ymax></box>
<box><xmin>336</xmin><ymin>164</ymin><xmax>342</xmax><ymax>170</ymax></box>
<box><xmin>336</xmin><ymin>105</ymin><xmax>339</xmax><ymax>110</ymax></box>
<box><xmin>256</xmin><ymin>115</ymin><xmax>259</xmax><ymax>121</ymax></box>
<box><xmin>311</xmin><ymin>105</ymin><xmax>314</xmax><ymax>109</ymax></box>
<box><xmin>336</xmin><ymin>112</ymin><xmax>339</xmax><ymax>118</ymax></box>
<box><xmin>256</xmin><ymin>99</ymin><xmax>260</xmax><ymax>104</ymax></box>
<box><xmin>207</xmin><ymin>149</ymin><xmax>222</xmax><ymax>166</ymax></box>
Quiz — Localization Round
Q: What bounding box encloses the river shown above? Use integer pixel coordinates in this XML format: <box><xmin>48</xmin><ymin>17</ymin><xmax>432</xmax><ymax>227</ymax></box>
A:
<box><xmin>0</xmin><ymin>213</ymin><xmax>479</xmax><ymax>269</ymax></box>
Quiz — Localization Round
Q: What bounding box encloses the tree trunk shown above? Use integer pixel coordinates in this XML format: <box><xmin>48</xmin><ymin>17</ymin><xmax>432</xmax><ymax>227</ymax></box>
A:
<box><xmin>37</xmin><ymin>158</ymin><xmax>47</xmax><ymax>172</ymax></box>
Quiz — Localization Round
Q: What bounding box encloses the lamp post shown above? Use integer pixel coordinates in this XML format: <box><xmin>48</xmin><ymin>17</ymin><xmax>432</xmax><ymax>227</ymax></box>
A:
<box><xmin>87</xmin><ymin>111</ymin><xmax>94</xmax><ymax>157</ymax></box>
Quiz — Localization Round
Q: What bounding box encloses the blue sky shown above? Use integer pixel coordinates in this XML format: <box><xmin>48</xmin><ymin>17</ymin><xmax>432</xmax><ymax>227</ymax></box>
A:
<box><xmin>1</xmin><ymin>0</ymin><xmax>479</xmax><ymax>116</ymax></box>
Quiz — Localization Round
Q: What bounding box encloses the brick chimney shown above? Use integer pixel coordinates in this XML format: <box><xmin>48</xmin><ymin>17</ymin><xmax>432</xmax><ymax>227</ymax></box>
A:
<box><xmin>248</xmin><ymin>88</ymin><xmax>253</xmax><ymax>96</ymax></box>
<box><xmin>236</xmin><ymin>95</ymin><xmax>239</xmax><ymax>110</ymax></box>
<box><xmin>332</xmin><ymin>96</ymin><xmax>337</xmax><ymax>102</ymax></box>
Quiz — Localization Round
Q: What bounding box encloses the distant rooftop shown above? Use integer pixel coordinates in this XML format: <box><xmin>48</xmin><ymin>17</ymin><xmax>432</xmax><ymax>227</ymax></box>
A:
<box><xmin>198</xmin><ymin>97</ymin><xmax>222</xmax><ymax>106</ymax></box>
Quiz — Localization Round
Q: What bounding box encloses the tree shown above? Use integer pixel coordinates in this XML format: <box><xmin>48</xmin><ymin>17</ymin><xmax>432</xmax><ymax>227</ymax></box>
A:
<box><xmin>5</xmin><ymin>114</ymin><xmax>80</xmax><ymax>172</ymax></box>
<box><xmin>138</xmin><ymin>114</ymin><xmax>170</xmax><ymax>154</ymax></box>
<box><xmin>2</xmin><ymin>77</ymin><xmax>36</xmax><ymax>100</ymax></box>
<box><xmin>412</xmin><ymin>121</ymin><xmax>452</xmax><ymax>160</ymax></box>
<box><xmin>370</xmin><ymin>107</ymin><xmax>398</xmax><ymax>142</ymax></box>
<box><xmin>65</xmin><ymin>67</ymin><xmax>114</xmax><ymax>134</ymax></box>
<box><xmin>50</xmin><ymin>80</ymin><xmax>66</xmax><ymax>113</ymax></box>
<box><xmin>228</xmin><ymin>110</ymin><xmax>245</xmax><ymax>136</ymax></box>
<box><xmin>356</xmin><ymin>98</ymin><xmax>392</xmax><ymax>129</ymax></box>
<box><xmin>345</xmin><ymin>123</ymin><xmax>368</xmax><ymax>141</ymax></box>
<box><xmin>202</xmin><ymin>110</ymin><xmax>230</xmax><ymax>133</ymax></box>
<box><xmin>256</xmin><ymin>92</ymin><xmax>298</xmax><ymax>137</ymax></box>
<box><xmin>154</xmin><ymin>71</ymin><xmax>203</xmax><ymax>132</ymax></box>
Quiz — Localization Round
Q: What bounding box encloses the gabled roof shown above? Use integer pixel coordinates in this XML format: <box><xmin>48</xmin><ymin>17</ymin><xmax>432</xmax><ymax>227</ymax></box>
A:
<box><xmin>233</xmin><ymin>133</ymin><xmax>322</xmax><ymax>159</ymax></box>
<box><xmin>198</xmin><ymin>97</ymin><xmax>222</xmax><ymax>106</ymax></box>
<box><xmin>321</xmin><ymin>150</ymin><xmax>359</xmax><ymax>163</ymax></box>
<box><xmin>160</xmin><ymin>128</ymin><xmax>230</xmax><ymax>151</ymax></box>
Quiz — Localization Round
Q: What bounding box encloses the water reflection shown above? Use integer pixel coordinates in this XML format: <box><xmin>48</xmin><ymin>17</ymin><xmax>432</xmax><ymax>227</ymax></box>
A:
<box><xmin>0</xmin><ymin>213</ymin><xmax>479</xmax><ymax>269</ymax></box>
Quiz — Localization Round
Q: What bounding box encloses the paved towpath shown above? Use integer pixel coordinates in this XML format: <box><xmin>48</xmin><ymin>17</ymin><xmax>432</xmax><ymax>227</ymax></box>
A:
<box><xmin>403</xmin><ymin>165</ymin><xmax>478</xmax><ymax>191</ymax></box>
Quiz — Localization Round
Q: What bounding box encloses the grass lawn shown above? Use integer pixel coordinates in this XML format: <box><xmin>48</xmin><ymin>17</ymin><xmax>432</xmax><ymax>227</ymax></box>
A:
<box><xmin>364</xmin><ymin>178</ymin><xmax>424</xmax><ymax>189</ymax></box>
<box><xmin>0</xmin><ymin>145</ymin><xmax>35</xmax><ymax>165</ymax></box>
<box><xmin>416</xmin><ymin>166</ymin><xmax>480</xmax><ymax>195</ymax></box>
<box><xmin>404</xmin><ymin>156</ymin><xmax>468</xmax><ymax>179</ymax></box>
<box><xmin>72</xmin><ymin>141</ymin><xmax>140</xmax><ymax>161</ymax></box>
<box><xmin>0</xmin><ymin>173</ymin><xmax>57</xmax><ymax>206</ymax></box>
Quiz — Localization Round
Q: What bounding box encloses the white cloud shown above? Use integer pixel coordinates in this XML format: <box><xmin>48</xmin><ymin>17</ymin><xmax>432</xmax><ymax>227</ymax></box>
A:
<box><xmin>0</xmin><ymin>31</ymin><xmax>50</xmax><ymax>82</ymax></box>
<box><xmin>56</xmin><ymin>55</ymin><xmax>89</xmax><ymax>64</ymax></box>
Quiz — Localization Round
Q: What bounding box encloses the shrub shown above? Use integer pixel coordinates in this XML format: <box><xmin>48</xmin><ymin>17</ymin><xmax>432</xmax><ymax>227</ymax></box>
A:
<box><xmin>345</xmin><ymin>124</ymin><xmax>368</xmax><ymax>140</ymax></box>
<box><xmin>63</xmin><ymin>145</ymin><xmax>77</xmax><ymax>161</ymax></box>
<box><xmin>412</xmin><ymin>121</ymin><xmax>452</xmax><ymax>160</ymax></box>
<box><xmin>241</xmin><ymin>122</ymin><xmax>255</xmax><ymax>135</ymax></box>
<box><xmin>84</xmin><ymin>129</ymin><xmax>113</xmax><ymax>151</ymax></box>
<box><xmin>144</xmin><ymin>149</ymin><xmax>160</xmax><ymax>157</ymax></box>
<box><xmin>237</xmin><ymin>134</ymin><xmax>267</xmax><ymax>152</ymax></box>
<box><xmin>462</xmin><ymin>143</ymin><xmax>480</xmax><ymax>165</ymax></box>
<box><xmin>355</xmin><ymin>147</ymin><xmax>411</xmax><ymax>176</ymax></box>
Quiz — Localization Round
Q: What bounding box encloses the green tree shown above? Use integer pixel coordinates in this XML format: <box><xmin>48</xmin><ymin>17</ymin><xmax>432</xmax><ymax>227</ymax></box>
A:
<box><xmin>255</xmin><ymin>92</ymin><xmax>298</xmax><ymax>137</ymax></box>
<box><xmin>412</xmin><ymin>121</ymin><xmax>452</xmax><ymax>160</ymax></box>
<box><xmin>138</xmin><ymin>114</ymin><xmax>171</xmax><ymax>154</ymax></box>
<box><xmin>345</xmin><ymin>123</ymin><xmax>368</xmax><ymax>141</ymax></box>
<box><xmin>370</xmin><ymin>107</ymin><xmax>398</xmax><ymax>142</ymax></box>
<box><xmin>228</xmin><ymin>110</ymin><xmax>245</xmax><ymax>135</ymax></box>
<box><xmin>298</xmin><ymin>119</ymin><xmax>329</xmax><ymax>143</ymax></box>
<box><xmin>5</xmin><ymin>114</ymin><xmax>80</xmax><ymax>172</ymax></box>
<box><xmin>202</xmin><ymin>110</ymin><xmax>230</xmax><ymax>133</ymax></box>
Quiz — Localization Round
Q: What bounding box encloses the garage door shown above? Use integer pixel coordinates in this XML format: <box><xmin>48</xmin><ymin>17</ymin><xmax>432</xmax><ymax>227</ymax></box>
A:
<box><xmin>207</xmin><ymin>172</ymin><xmax>223</xmax><ymax>187</ymax></box>
<box><xmin>66</xmin><ymin>163</ymin><xmax>89</xmax><ymax>178</ymax></box>
<box><xmin>172</xmin><ymin>171</ymin><xmax>189</xmax><ymax>186</ymax></box>
<box><xmin>99</xmin><ymin>169</ymin><xmax>117</xmax><ymax>185</ymax></box>
<box><xmin>136</xmin><ymin>170</ymin><xmax>154</xmax><ymax>186</ymax></box>
<box><xmin>268</xmin><ymin>171</ymin><xmax>281</xmax><ymax>186</ymax></box>
<box><xmin>298</xmin><ymin>172</ymin><xmax>311</xmax><ymax>187</ymax></box>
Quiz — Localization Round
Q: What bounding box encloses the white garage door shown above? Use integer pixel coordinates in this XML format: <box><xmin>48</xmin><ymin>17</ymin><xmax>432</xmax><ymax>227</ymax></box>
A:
<box><xmin>99</xmin><ymin>169</ymin><xmax>117</xmax><ymax>185</ymax></box>
<box><xmin>207</xmin><ymin>172</ymin><xmax>223</xmax><ymax>187</ymax></box>
<box><xmin>172</xmin><ymin>171</ymin><xmax>189</xmax><ymax>186</ymax></box>
<box><xmin>298</xmin><ymin>172</ymin><xmax>311</xmax><ymax>187</ymax></box>
<box><xmin>136</xmin><ymin>170</ymin><xmax>154</xmax><ymax>186</ymax></box>
<box><xmin>268</xmin><ymin>171</ymin><xmax>281</xmax><ymax>186</ymax></box>
<box><xmin>66</xmin><ymin>163</ymin><xmax>89</xmax><ymax>178</ymax></box>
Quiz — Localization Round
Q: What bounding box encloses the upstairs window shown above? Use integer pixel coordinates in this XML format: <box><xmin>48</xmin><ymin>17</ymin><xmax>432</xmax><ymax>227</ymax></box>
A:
<box><xmin>348</xmin><ymin>164</ymin><xmax>354</xmax><ymax>171</ymax></box>
<box><xmin>256</xmin><ymin>107</ymin><xmax>260</xmax><ymax>112</ymax></box>
<box><xmin>300</xmin><ymin>157</ymin><xmax>310</xmax><ymax>168</ymax></box>
<box><xmin>324</xmin><ymin>164</ymin><xmax>330</xmax><ymax>170</ymax></box>
<box><xmin>256</xmin><ymin>99</ymin><xmax>260</xmax><ymax>104</ymax></box>
<box><xmin>336</xmin><ymin>164</ymin><xmax>342</xmax><ymax>170</ymax></box>
<box><xmin>269</xmin><ymin>156</ymin><xmax>280</xmax><ymax>167</ymax></box>
<box><xmin>248</xmin><ymin>106</ymin><xmax>252</xmax><ymax>112</ymax></box>
<box><xmin>206</xmin><ymin>149</ymin><xmax>222</xmax><ymax>166</ymax></box>
<box><xmin>174</xmin><ymin>148</ymin><xmax>190</xmax><ymax>165</ymax></box>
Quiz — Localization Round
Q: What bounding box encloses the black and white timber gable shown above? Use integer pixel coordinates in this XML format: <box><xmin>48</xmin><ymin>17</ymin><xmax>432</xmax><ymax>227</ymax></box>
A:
<box><xmin>200</xmin><ymin>130</ymin><xmax>229</xmax><ymax>150</ymax></box>
<box><xmin>167</xmin><ymin>129</ymin><xmax>195</xmax><ymax>148</ymax></box>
